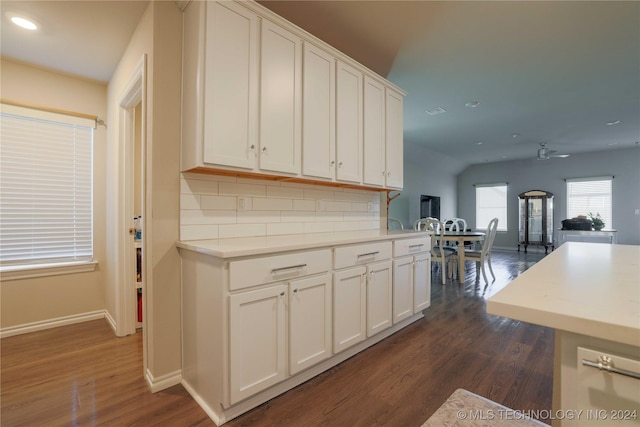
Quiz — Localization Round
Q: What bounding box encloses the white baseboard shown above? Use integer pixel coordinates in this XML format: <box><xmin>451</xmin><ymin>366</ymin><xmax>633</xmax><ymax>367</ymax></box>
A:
<box><xmin>1</xmin><ymin>310</ymin><xmax>106</xmax><ymax>339</ymax></box>
<box><xmin>145</xmin><ymin>368</ymin><xmax>182</xmax><ymax>393</ymax></box>
<box><xmin>104</xmin><ymin>310</ymin><xmax>117</xmax><ymax>334</ymax></box>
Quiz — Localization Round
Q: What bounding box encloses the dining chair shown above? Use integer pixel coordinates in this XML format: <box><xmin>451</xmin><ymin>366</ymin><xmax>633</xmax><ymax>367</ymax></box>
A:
<box><xmin>414</xmin><ymin>217</ymin><xmax>458</xmax><ymax>285</ymax></box>
<box><xmin>388</xmin><ymin>217</ymin><xmax>404</xmax><ymax>230</ymax></box>
<box><xmin>464</xmin><ymin>217</ymin><xmax>498</xmax><ymax>284</ymax></box>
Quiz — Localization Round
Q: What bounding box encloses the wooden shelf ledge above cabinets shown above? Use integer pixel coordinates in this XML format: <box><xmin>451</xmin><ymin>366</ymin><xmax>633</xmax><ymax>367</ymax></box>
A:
<box><xmin>184</xmin><ymin>167</ymin><xmax>397</xmax><ymax>193</ymax></box>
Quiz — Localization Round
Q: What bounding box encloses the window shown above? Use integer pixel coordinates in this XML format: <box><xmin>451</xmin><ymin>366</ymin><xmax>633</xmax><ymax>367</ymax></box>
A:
<box><xmin>0</xmin><ymin>103</ymin><xmax>94</xmax><ymax>272</ymax></box>
<box><xmin>566</xmin><ymin>177</ymin><xmax>612</xmax><ymax>228</ymax></box>
<box><xmin>476</xmin><ymin>183</ymin><xmax>507</xmax><ymax>231</ymax></box>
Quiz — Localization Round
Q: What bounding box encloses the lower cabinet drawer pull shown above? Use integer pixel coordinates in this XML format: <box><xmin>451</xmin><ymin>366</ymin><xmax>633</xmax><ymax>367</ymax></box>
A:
<box><xmin>582</xmin><ymin>357</ymin><xmax>640</xmax><ymax>380</ymax></box>
<box><xmin>357</xmin><ymin>251</ymin><xmax>380</xmax><ymax>258</ymax></box>
<box><xmin>271</xmin><ymin>264</ymin><xmax>307</xmax><ymax>274</ymax></box>
<box><xmin>409</xmin><ymin>244</ymin><xmax>424</xmax><ymax>248</ymax></box>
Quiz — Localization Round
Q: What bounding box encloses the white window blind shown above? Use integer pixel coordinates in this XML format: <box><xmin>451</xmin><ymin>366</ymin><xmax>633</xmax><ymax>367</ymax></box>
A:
<box><xmin>566</xmin><ymin>177</ymin><xmax>612</xmax><ymax>228</ymax></box>
<box><xmin>0</xmin><ymin>103</ymin><xmax>94</xmax><ymax>267</ymax></box>
<box><xmin>476</xmin><ymin>183</ymin><xmax>507</xmax><ymax>231</ymax></box>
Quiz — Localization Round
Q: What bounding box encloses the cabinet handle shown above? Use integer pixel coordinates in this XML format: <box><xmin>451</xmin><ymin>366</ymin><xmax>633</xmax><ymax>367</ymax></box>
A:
<box><xmin>357</xmin><ymin>251</ymin><xmax>379</xmax><ymax>258</ymax></box>
<box><xmin>280</xmin><ymin>291</ymin><xmax>285</xmax><ymax>297</ymax></box>
<box><xmin>582</xmin><ymin>357</ymin><xmax>640</xmax><ymax>380</ymax></box>
<box><xmin>271</xmin><ymin>263</ymin><xmax>307</xmax><ymax>274</ymax></box>
<box><xmin>330</xmin><ymin>160</ymin><xmax>335</xmax><ymax>166</ymax></box>
<box><xmin>293</xmin><ymin>288</ymin><xmax>298</xmax><ymax>294</ymax></box>
<box><xmin>338</xmin><ymin>162</ymin><xmax>343</xmax><ymax>168</ymax></box>
<box><xmin>409</xmin><ymin>244</ymin><xmax>424</xmax><ymax>248</ymax></box>
<box><xmin>261</xmin><ymin>147</ymin><xmax>268</xmax><ymax>154</ymax></box>
<box><xmin>249</xmin><ymin>144</ymin><xmax>257</xmax><ymax>157</ymax></box>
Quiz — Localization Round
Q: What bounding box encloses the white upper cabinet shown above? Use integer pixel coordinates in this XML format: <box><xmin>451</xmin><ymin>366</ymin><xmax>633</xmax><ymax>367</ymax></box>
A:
<box><xmin>363</xmin><ymin>77</ymin><xmax>404</xmax><ymax>189</ymax></box>
<box><xmin>385</xmin><ymin>88</ymin><xmax>404</xmax><ymax>189</ymax></box>
<box><xmin>335</xmin><ymin>61</ymin><xmax>363</xmax><ymax>184</ymax></box>
<box><xmin>182</xmin><ymin>0</ymin><xmax>405</xmax><ymax>189</ymax></box>
<box><xmin>183</xmin><ymin>1</ymin><xmax>259</xmax><ymax>171</ymax></box>
<box><xmin>363</xmin><ymin>76</ymin><xmax>386</xmax><ymax>187</ymax></box>
<box><xmin>259</xmin><ymin>20</ymin><xmax>302</xmax><ymax>175</ymax></box>
<box><xmin>302</xmin><ymin>43</ymin><xmax>335</xmax><ymax>180</ymax></box>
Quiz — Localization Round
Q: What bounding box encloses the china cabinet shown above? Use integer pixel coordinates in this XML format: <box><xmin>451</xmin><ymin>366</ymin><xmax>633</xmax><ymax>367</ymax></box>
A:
<box><xmin>518</xmin><ymin>190</ymin><xmax>554</xmax><ymax>254</ymax></box>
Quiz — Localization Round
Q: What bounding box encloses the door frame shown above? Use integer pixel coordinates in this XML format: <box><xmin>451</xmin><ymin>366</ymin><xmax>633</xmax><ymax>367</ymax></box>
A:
<box><xmin>116</xmin><ymin>54</ymin><xmax>147</xmax><ymax>340</ymax></box>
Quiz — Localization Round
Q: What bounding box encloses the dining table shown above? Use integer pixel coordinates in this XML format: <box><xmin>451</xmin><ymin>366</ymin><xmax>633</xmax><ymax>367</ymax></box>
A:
<box><xmin>438</xmin><ymin>230</ymin><xmax>485</xmax><ymax>281</ymax></box>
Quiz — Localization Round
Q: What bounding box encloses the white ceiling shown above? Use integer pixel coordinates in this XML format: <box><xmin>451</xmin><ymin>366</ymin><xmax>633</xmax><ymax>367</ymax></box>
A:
<box><xmin>2</xmin><ymin>1</ymin><xmax>639</xmax><ymax>167</ymax></box>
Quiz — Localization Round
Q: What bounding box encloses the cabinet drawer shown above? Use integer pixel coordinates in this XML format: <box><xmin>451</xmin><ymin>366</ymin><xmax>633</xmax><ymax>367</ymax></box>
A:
<box><xmin>229</xmin><ymin>249</ymin><xmax>331</xmax><ymax>291</ymax></box>
<box><xmin>333</xmin><ymin>241</ymin><xmax>391</xmax><ymax>270</ymax></box>
<box><xmin>393</xmin><ymin>237</ymin><xmax>430</xmax><ymax>257</ymax></box>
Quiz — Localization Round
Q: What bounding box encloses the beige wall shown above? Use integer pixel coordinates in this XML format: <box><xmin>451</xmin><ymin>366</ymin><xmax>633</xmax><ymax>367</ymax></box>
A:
<box><xmin>107</xmin><ymin>1</ymin><xmax>183</xmax><ymax>382</ymax></box>
<box><xmin>0</xmin><ymin>59</ymin><xmax>108</xmax><ymax>328</ymax></box>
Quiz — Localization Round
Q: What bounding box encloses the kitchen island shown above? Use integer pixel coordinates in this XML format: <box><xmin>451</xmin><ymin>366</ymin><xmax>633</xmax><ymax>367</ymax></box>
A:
<box><xmin>487</xmin><ymin>243</ymin><xmax>640</xmax><ymax>426</ymax></box>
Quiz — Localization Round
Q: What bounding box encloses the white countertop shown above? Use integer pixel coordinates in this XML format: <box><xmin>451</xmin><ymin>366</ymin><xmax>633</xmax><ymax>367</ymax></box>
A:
<box><xmin>177</xmin><ymin>229</ymin><xmax>429</xmax><ymax>258</ymax></box>
<box><xmin>487</xmin><ymin>242</ymin><xmax>640</xmax><ymax>347</ymax></box>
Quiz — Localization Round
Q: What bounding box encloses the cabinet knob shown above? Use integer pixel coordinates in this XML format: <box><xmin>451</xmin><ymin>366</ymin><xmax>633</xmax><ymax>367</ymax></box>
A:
<box><xmin>293</xmin><ymin>288</ymin><xmax>298</xmax><ymax>294</ymax></box>
<box><xmin>381</xmin><ymin>171</ymin><xmax>385</xmax><ymax>176</ymax></box>
<box><xmin>280</xmin><ymin>291</ymin><xmax>285</xmax><ymax>297</ymax></box>
<box><xmin>338</xmin><ymin>162</ymin><xmax>343</xmax><ymax>167</ymax></box>
<box><xmin>249</xmin><ymin>144</ymin><xmax>257</xmax><ymax>157</ymax></box>
<box><xmin>330</xmin><ymin>160</ymin><xmax>335</xmax><ymax>166</ymax></box>
<box><xmin>262</xmin><ymin>147</ymin><xmax>268</xmax><ymax>154</ymax></box>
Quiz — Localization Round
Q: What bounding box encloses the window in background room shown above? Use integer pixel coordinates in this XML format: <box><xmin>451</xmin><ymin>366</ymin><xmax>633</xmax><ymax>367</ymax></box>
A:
<box><xmin>475</xmin><ymin>183</ymin><xmax>507</xmax><ymax>231</ymax></box>
<box><xmin>566</xmin><ymin>176</ymin><xmax>613</xmax><ymax>228</ymax></box>
<box><xmin>0</xmin><ymin>103</ymin><xmax>95</xmax><ymax>270</ymax></box>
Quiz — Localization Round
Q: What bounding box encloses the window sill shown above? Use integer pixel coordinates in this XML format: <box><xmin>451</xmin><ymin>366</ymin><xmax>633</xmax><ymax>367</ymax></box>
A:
<box><xmin>0</xmin><ymin>260</ymin><xmax>98</xmax><ymax>281</ymax></box>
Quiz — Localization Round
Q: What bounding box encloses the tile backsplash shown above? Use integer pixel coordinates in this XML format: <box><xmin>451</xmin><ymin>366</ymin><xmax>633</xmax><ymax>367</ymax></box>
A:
<box><xmin>180</xmin><ymin>173</ymin><xmax>382</xmax><ymax>240</ymax></box>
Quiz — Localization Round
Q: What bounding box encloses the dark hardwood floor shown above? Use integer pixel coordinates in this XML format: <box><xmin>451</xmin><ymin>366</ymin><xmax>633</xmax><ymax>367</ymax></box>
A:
<box><xmin>1</xmin><ymin>250</ymin><xmax>553</xmax><ymax>426</ymax></box>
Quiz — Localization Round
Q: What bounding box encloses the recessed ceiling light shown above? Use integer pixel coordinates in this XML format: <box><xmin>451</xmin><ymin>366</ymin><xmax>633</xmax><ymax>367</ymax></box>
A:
<box><xmin>425</xmin><ymin>106</ymin><xmax>447</xmax><ymax>116</ymax></box>
<box><xmin>512</xmin><ymin>133</ymin><xmax>520</xmax><ymax>138</ymax></box>
<box><xmin>606</xmin><ymin>120</ymin><xmax>621</xmax><ymax>126</ymax></box>
<box><xmin>465</xmin><ymin>101</ymin><xmax>480</xmax><ymax>108</ymax></box>
<box><xmin>476</xmin><ymin>141</ymin><xmax>483</xmax><ymax>145</ymax></box>
<box><xmin>7</xmin><ymin>14</ymin><xmax>38</xmax><ymax>30</ymax></box>
<box><xmin>607</xmin><ymin>142</ymin><xmax>618</xmax><ymax>146</ymax></box>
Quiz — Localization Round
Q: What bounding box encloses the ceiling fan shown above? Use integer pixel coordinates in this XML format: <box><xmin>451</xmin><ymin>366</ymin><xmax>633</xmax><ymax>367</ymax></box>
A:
<box><xmin>537</xmin><ymin>143</ymin><xmax>569</xmax><ymax>160</ymax></box>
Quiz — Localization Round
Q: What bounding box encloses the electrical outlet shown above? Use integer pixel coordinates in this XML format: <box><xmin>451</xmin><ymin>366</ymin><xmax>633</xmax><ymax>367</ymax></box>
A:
<box><xmin>237</xmin><ymin>197</ymin><xmax>251</xmax><ymax>211</ymax></box>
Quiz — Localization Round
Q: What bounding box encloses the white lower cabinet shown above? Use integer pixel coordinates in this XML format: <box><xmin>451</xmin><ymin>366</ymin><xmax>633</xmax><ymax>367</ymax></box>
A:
<box><xmin>180</xmin><ymin>235</ymin><xmax>428</xmax><ymax>424</ymax></box>
<box><xmin>366</xmin><ymin>260</ymin><xmax>393</xmax><ymax>336</ymax></box>
<box><xmin>288</xmin><ymin>273</ymin><xmax>332</xmax><ymax>375</ymax></box>
<box><xmin>230</xmin><ymin>284</ymin><xmax>287</xmax><ymax>404</ymax></box>
<box><xmin>333</xmin><ymin>266</ymin><xmax>367</xmax><ymax>353</ymax></box>
<box><xmin>393</xmin><ymin>236</ymin><xmax>431</xmax><ymax>321</ymax></box>
<box><xmin>393</xmin><ymin>252</ymin><xmax>431</xmax><ymax>324</ymax></box>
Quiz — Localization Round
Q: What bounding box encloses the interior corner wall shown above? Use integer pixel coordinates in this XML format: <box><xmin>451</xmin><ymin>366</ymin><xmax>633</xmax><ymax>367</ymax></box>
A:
<box><xmin>457</xmin><ymin>147</ymin><xmax>640</xmax><ymax>248</ymax></box>
<box><xmin>389</xmin><ymin>144</ymin><xmax>466</xmax><ymax>230</ymax></box>
<box><xmin>0</xmin><ymin>59</ymin><xmax>108</xmax><ymax>330</ymax></box>
<box><xmin>106</xmin><ymin>0</ymin><xmax>182</xmax><ymax>386</ymax></box>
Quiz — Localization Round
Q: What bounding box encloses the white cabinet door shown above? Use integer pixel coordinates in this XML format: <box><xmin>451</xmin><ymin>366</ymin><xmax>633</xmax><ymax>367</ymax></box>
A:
<box><xmin>260</xmin><ymin>20</ymin><xmax>302</xmax><ymax>175</ymax></box>
<box><xmin>392</xmin><ymin>256</ymin><xmax>414</xmax><ymax>324</ymax></box>
<box><xmin>413</xmin><ymin>252</ymin><xmax>431</xmax><ymax>313</ymax></box>
<box><xmin>363</xmin><ymin>76</ymin><xmax>386</xmax><ymax>187</ymax></box>
<box><xmin>367</xmin><ymin>260</ymin><xmax>393</xmax><ymax>336</ymax></box>
<box><xmin>302</xmin><ymin>43</ymin><xmax>335</xmax><ymax>180</ymax></box>
<box><xmin>229</xmin><ymin>284</ymin><xmax>287</xmax><ymax>404</ymax></box>
<box><xmin>335</xmin><ymin>61</ymin><xmax>363</xmax><ymax>184</ymax></box>
<box><xmin>289</xmin><ymin>273</ymin><xmax>332</xmax><ymax>375</ymax></box>
<box><xmin>385</xmin><ymin>88</ymin><xmax>404</xmax><ymax>189</ymax></box>
<box><xmin>333</xmin><ymin>266</ymin><xmax>366</xmax><ymax>353</ymax></box>
<box><xmin>203</xmin><ymin>1</ymin><xmax>258</xmax><ymax>169</ymax></box>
